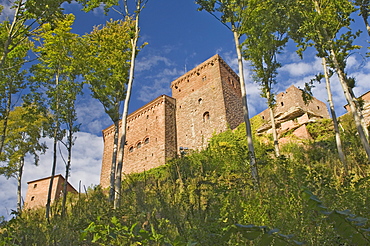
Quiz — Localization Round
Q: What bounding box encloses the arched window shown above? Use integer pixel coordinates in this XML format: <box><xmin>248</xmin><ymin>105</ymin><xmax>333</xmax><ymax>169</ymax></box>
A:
<box><xmin>129</xmin><ymin>146</ymin><xmax>134</xmax><ymax>153</ymax></box>
<box><xmin>198</xmin><ymin>98</ymin><xmax>203</xmax><ymax>104</ymax></box>
<box><xmin>281</xmin><ymin>102</ymin><xmax>284</xmax><ymax>106</ymax></box>
<box><xmin>144</xmin><ymin>138</ymin><xmax>149</xmax><ymax>144</ymax></box>
<box><xmin>33</xmin><ymin>184</ymin><xmax>37</xmax><ymax>189</ymax></box>
<box><xmin>203</xmin><ymin>111</ymin><xmax>210</xmax><ymax>122</ymax></box>
<box><xmin>137</xmin><ymin>142</ymin><xmax>142</xmax><ymax>149</ymax></box>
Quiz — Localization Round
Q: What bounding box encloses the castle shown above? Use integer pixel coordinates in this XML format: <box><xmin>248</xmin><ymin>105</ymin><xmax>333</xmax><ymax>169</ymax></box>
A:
<box><xmin>99</xmin><ymin>54</ymin><xmax>331</xmax><ymax>188</ymax></box>
<box><xmin>100</xmin><ymin>54</ymin><xmax>244</xmax><ymax>188</ymax></box>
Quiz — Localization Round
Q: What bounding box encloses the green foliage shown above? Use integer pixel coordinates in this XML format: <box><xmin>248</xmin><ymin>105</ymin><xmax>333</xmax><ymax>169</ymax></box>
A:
<box><xmin>1</xmin><ymin>122</ymin><xmax>370</xmax><ymax>245</ymax></box>
<box><xmin>82</xmin><ymin>18</ymin><xmax>134</xmax><ymax>122</ymax></box>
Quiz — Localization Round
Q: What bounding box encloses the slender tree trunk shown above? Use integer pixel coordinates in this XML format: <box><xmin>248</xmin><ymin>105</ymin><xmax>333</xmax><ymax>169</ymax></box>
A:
<box><xmin>322</xmin><ymin>57</ymin><xmax>348</xmax><ymax>171</ymax></box>
<box><xmin>348</xmin><ymin>87</ymin><xmax>369</xmax><ymax>139</ymax></box>
<box><xmin>312</xmin><ymin>0</ymin><xmax>370</xmax><ymax>161</ymax></box>
<box><xmin>359</xmin><ymin>4</ymin><xmax>370</xmax><ymax>36</ymax></box>
<box><xmin>46</xmin><ymin>74</ymin><xmax>60</xmax><ymax>220</ymax></box>
<box><xmin>114</xmin><ymin>10</ymin><xmax>140</xmax><ymax>209</ymax></box>
<box><xmin>0</xmin><ymin>84</ymin><xmax>12</xmax><ymax>157</ymax></box>
<box><xmin>232</xmin><ymin>26</ymin><xmax>259</xmax><ymax>188</ymax></box>
<box><xmin>109</xmin><ymin>120</ymin><xmax>119</xmax><ymax>202</ymax></box>
<box><xmin>266</xmin><ymin>90</ymin><xmax>280</xmax><ymax>157</ymax></box>
<box><xmin>329</xmin><ymin>49</ymin><xmax>370</xmax><ymax>161</ymax></box>
<box><xmin>17</xmin><ymin>156</ymin><xmax>24</xmax><ymax>214</ymax></box>
<box><xmin>62</xmin><ymin>121</ymin><xmax>73</xmax><ymax>217</ymax></box>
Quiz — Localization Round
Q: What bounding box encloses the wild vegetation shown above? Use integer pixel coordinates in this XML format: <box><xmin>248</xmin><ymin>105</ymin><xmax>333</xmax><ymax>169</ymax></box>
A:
<box><xmin>1</xmin><ymin>115</ymin><xmax>369</xmax><ymax>245</ymax></box>
<box><xmin>1</xmin><ymin>0</ymin><xmax>370</xmax><ymax>245</ymax></box>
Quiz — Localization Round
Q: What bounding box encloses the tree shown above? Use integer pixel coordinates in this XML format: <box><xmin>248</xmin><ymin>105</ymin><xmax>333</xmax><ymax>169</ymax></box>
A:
<box><xmin>288</xmin><ymin>0</ymin><xmax>370</xmax><ymax>161</ymax></box>
<box><xmin>196</xmin><ymin>0</ymin><xmax>259</xmax><ymax>187</ymax></box>
<box><xmin>353</xmin><ymin>0</ymin><xmax>370</xmax><ymax>36</ymax></box>
<box><xmin>82</xmin><ymin>18</ymin><xmax>133</xmax><ymax>203</ymax></box>
<box><xmin>241</xmin><ymin>0</ymin><xmax>289</xmax><ymax>157</ymax></box>
<box><xmin>0</xmin><ymin>21</ymin><xmax>30</xmax><ymax>159</ymax></box>
<box><xmin>0</xmin><ymin>105</ymin><xmax>47</xmax><ymax>213</ymax></box>
<box><xmin>78</xmin><ymin>0</ymin><xmax>148</xmax><ymax>207</ymax></box>
<box><xmin>0</xmin><ymin>0</ymin><xmax>72</xmax><ymax>155</ymax></box>
<box><xmin>321</xmin><ymin>57</ymin><xmax>348</xmax><ymax>170</ymax></box>
<box><xmin>30</xmin><ymin>14</ymin><xmax>82</xmax><ymax>219</ymax></box>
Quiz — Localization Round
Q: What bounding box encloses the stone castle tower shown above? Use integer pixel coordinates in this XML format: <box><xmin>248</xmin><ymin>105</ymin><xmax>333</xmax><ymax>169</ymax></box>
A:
<box><xmin>24</xmin><ymin>175</ymin><xmax>77</xmax><ymax>209</ymax></box>
<box><xmin>100</xmin><ymin>54</ymin><xmax>244</xmax><ymax>188</ymax></box>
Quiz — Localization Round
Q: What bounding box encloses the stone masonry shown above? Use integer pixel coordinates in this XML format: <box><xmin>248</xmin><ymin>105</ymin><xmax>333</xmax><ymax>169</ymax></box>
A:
<box><xmin>257</xmin><ymin>85</ymin><xmax>330</xmax><ymax>139</ymax></box>
<box><xmin>344</xmin><ymin>91</ymin><xmax>370</xmax><ymax>127</ymax></box>
<box><xmin>100</xmin><ymin>54</ymin><xmax>244</xmax><ymax>188</ymax></box>
<box><xmin>100</xmin><ymin>95</ymin><xmax>177</xmax><ymax>188</ymax></box>
<box><xmin>24</xmin><ymin>174</ymin><xmax>77</xmax><ymax>209</ymax></box>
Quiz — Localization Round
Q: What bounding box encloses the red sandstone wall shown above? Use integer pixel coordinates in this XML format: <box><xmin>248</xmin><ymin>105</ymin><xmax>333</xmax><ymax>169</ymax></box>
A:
<box><xmin>100</xmin><ymin>95</ymin><xmax>177</xmax><ymax>188</ymax></box>
<box><xmin>219</xmin><ymin>59</ymin><xmax>244</xmax><ymax>129</ymax></box>
<box><xmin>258</xmin><ymin>85</ymin><xmax>330</xmax><ymax>121</ymax></box>
<box><xmin>172</xmin><ymin>55</ymin><xmax>230</xmax><ymax>150</ymax></box>
<box><xmin>24</xmin><ymin>175</ymin><xmax>77</xmax><ymax>209</ymax></box>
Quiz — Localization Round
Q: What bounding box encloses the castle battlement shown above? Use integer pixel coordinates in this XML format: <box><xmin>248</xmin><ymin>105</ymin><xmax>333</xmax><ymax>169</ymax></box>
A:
<box><xmin>100</xmin><ymin>55</ymin><xmax>244</xmax><ymax>188</ymax></box>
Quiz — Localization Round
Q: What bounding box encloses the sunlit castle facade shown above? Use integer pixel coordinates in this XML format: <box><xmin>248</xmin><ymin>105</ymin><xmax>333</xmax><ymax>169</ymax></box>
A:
<box><xmin>100</xmin><ymin>54</ymin><xmax>244</xmax><ymax>188</ymax></box>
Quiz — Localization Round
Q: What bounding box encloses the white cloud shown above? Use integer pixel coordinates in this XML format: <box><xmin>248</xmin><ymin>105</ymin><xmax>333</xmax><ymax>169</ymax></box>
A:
<box><xmin>137</xmin><ymin>77</ymin><xmax>173</xmax><ymax>102</ymax></box>
<box><xmin>136</xmin><ymin>55</ymin><xmax>174</xmax><ymax>72</ymax></box>
<box><xmin>0</xmin><ymin>131</ymin><xmax>103</xmax><ymax>220</ymax></box>
<box><xmin>0</xmin><ymin>1</ymin><xmax>14</xmax><ymax>22</ymax></box>
<box><xmin>280</xmin><ymin>58</ymin><xmax>322</xmax><ymax>77</ymax></box>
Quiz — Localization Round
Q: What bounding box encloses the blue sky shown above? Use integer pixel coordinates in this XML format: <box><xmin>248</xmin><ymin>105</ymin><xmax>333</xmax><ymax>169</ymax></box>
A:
<box><xmin>1</xmin><ymin>0</ymin><xmax>370</xmax><ymax>219</ymax></box>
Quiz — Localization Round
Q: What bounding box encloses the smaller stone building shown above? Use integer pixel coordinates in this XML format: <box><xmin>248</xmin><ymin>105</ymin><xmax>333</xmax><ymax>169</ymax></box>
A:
<box><xmin>24</xmin><ymin>174</ymin><xmax>77</xmax><ymax>209</ymax></box>
<box><xmin>257</xmin><ymin>85</ymin><xmax>330</xmax><ymax>140</ymax></box>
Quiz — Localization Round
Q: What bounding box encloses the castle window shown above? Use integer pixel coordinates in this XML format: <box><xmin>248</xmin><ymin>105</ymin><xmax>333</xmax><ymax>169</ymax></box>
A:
<box><xmin>198</xmin><ymin>98</ymin><xmax>203</xmax><ymax>104</ymax></box>
<box><xmin>203</xmin><ymin>111</ymin><xmax>210</xmax><ymax>122</ymax></box>
<box><xmin>129</xmin><ymin>146</ymin><xmax>134</xmax><ymax>153</ymax></box>
<box><xmin>146</xmin><ymin>115</ymin><xmax>149</xmax><ymax>119</ymax></box>
<box><xmin>202</xmin><ymin>76</ymin><xmax>206</xmax><ymax>81</ymax></box>
<box><xmin>137</xmin><ymin>142</ymin><xmax>142</xmax><ymax>149</ymax></box>
<box><xmin>281</xmin><ymin>102</ymin><xmax>284</xmax><ymax>106</ymax></box>
<box><xmin>262</xmin><ymin>116</ymin><xmax>265</xmax><ymax>120</ymax></box>
<box><xmin>317</xmin><ymin>106</ymin><xmax>320</xmax><ymax>110</ymax></box>
<box><xmin>144</xmin><ymin>138</ymin><xmax>149</xmax><ymax>144</ymax></box>
<box><xmin>175</xmin><ymin>85</ymin><xmax>178</xmax><ymax>89</ymax></box>
<box><xmin>33</xmin><ymin>184</ymin><xmax>37</xmax><ymax>189</ymax></box>
<box><xmin>31</xmin><ymin>196</ymin><xmax>35</xmax><ymax>201</ymax></box>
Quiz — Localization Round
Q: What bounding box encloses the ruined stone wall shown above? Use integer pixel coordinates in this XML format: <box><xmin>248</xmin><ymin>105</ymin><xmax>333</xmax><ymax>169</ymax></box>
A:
<box><xmin>344</xmin><ymin>91</ymin><xmax>370</xmax><ymax>126</ymax></box>
<box><xmin>24</xmin><ymin>175</ymin><xmax>77</xmax><ymax>209</ymax></box>
<box><xmin>100</xmin><ymin>95</ymin><xmax>177</xmax><ymax>188</ymax></box>
<box><xmin>172</xmin><ymin>55</ymin><xmax>231</xmax><ymax>150</ymax></box>
<box><xmin>258</xmin><ymin>85</ymin><xmax>330</xmax><ymax>122</ymax></box>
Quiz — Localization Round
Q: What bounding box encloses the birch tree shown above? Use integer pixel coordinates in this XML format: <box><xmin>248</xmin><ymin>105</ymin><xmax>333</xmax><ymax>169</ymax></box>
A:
<box><xmin>78</xmin><ymin>0</ymin><xmax>148</xmax><ymax>207</ymax></box>
<box><xmin>0</xmin><ymin>0</ymin><xmax>71</xmax><ymax>155</ymax></box>
<box><xmin>353</xmin><ymin>0</ymin><xmax>370</xmax><ymax>36</ymax></box>
<box><xmin>30</xmin><ymin>14</ymin><xmax>82</xmax><ymax>219</ymax></box>
<box><xmin>196</xmin><ymin>0</ymin><xmax>259</xmax><ymax>187</ymax></box>
<box><xmin>321</xmin><ymin>57</ymin><xmax>348</xmax><ymax>170</ymax></box>
<box><xmin>0</xmin><ymin>105</ymin><xmax>47</xmax><ymax>214</ymax></box>
<box><xmin>241</xmin><ymin>0</ymin><xmax>289</xmax><ymax>157</ymax></box>
<box><xmin>82</xmin><ymin>19</ymin><xmax>133</xmax><ymax>203</ymax></box>
<box><xmin>288</xmin><ymin>0</ymin><xmax>370</xmax><ymax>161</ymax></box>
